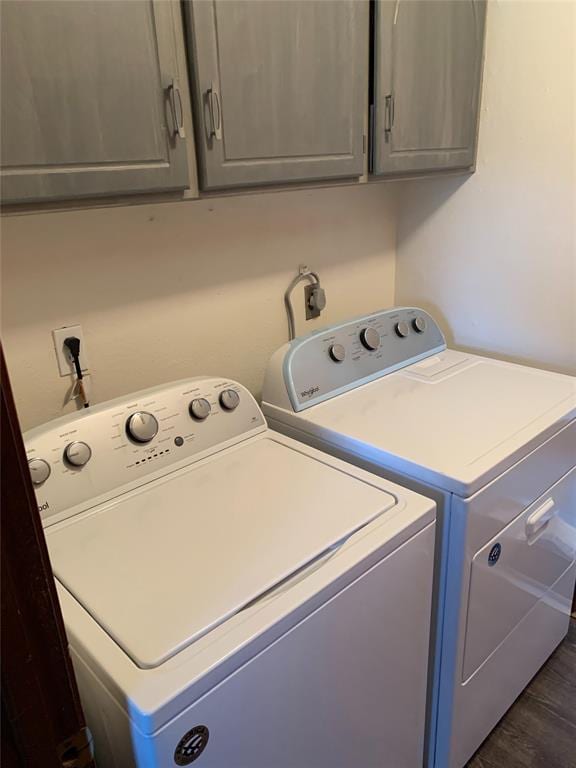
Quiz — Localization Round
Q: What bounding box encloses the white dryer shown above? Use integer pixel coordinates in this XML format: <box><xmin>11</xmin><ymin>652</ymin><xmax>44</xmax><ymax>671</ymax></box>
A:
<box><xmin>25</xmin><ymin>377</ymin><xmax>436</xmax><ymax>768</ymax></box>
<box><xmin>262</xmin><ymin>308</ymin><xmax>576</xmax><ymax>768</ymax></box>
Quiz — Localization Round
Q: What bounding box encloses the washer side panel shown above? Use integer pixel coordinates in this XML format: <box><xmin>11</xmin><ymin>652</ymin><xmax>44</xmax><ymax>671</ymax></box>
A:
<box><xmin>143</xmin><ymin>525</ymin><xmax>436</xmax><ymax>768</ymax></box>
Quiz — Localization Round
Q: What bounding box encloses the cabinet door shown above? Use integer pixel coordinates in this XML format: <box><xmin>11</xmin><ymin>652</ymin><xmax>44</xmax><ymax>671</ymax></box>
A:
<box><xmin>1</xmin><ymin>0</ymin><xmax>189</xmax><ymax>203</ymax></box>
<box><xmin>185</xmin><ymin>0</ymin><xmax>368</xmax><ymax>190</ymax></box>
<box><xmin>372</xmin><ymin>0</ymin><xmax>486</xmax><ymax>176</ymax></box>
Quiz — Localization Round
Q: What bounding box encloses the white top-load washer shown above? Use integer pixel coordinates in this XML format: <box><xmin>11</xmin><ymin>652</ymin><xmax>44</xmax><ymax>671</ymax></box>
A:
<box><xmin>262</xmin><ymin>307</ymin><xmax>576</xmax><ymax>768</ymax></box>
<box><xmin>25</xmin><ymin>376</ymin><xmax>436</xmax><ymax>768</ymax></box>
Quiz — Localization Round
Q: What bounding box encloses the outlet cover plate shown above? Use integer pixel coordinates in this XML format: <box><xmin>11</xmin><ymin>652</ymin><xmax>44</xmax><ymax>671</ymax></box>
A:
<box><xmin>52</xmin><ymin>325</ymin><xmax>89</xmax><ymax>377</ymax></box>
<box><xmin>304</xmin><ymin>284</ymin><xmax>321</xmax><ymax>320</ymax></box>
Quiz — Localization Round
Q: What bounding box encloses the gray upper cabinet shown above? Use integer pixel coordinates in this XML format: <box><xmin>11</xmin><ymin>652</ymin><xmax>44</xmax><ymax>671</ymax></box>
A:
<box><xmin>1</xmin><ymin>0</ymin><xmax>189</xmax><ymax>203</ymax></box>
<box><xmin>185</xmin><ymin>0</ymin><xmax>368</xmax><ymax>191</ymax></box>
<box><xmin>372</xmin><ymin>0</ymin><xmax>486</xmax><ymax>176</ymax></box>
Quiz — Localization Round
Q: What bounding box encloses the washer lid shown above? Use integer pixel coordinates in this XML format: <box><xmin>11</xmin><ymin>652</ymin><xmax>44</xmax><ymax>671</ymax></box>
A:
<box><xmin>46</xmin><ymin>436</ymin><xmax>396</xmax><ymax>669</ymax></box>
<box><xmin>300</xmin><ymin>351</ymin><xmax>576</xmax><ymax>496</ymax></box>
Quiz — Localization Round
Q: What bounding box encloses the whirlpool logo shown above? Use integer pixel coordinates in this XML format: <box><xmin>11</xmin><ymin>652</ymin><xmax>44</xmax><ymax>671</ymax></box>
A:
<box><xmin>300</xmin><ymin>386</ymin><xmax>320</xmax><ymax>399</ymax></box>
<box><xmin>38</xmin><ymin>501</ymin><xmax>49</xmax><ymax>513</ymax></box>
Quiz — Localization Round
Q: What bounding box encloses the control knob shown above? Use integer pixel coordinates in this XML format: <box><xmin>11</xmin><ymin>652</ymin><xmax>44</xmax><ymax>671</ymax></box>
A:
<box><xmin>394</xmin><ymin>321</ymin><xmax>410</xmax><ymax>338</ymax></box>
<box><xmin>28</xmin><ymin>458</ymin><xmax>51</xmax><ymax>486</ymax></box>
<box><xmin>219</xmin><ymin>389</ymin><xmax>240</xmax><ymax>411</ymax></box>
<box><xmin>126</xmin><ymin>412</ymin><xmax>158</xmax><ymax>443</ymax></box>
<box><xmin>412</xmin><ymin>316</ymin><xmax>426</xmax><ymax>333</ymax></box>
<box><xmin>189</xmin><ymin>398</ymin><xmax>211</xmax><ymax>421</ymax></box>
<box><xmin>64</xmin><ymin>441</ymin><xmax>92</xmax><ymax>467</ymax></box>
<box><xmin>329</xmin><ymin>343</ymin><xmax>346</xmax><ymax>363</ymax></box>
<box><xmin>360</xmin><ymin>327</ymin><xmax>380</xmax><ymax>351</ymax></box>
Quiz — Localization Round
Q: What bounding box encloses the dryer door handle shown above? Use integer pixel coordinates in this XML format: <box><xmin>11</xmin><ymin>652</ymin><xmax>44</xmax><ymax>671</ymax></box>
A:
<box><xmin>526</xmin><ymin>498</ymin><xmax>556</xmax><ymax>541</ymax></box>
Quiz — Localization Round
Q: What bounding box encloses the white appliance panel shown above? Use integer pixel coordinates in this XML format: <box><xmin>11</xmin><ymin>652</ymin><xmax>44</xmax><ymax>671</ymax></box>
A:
<box><xmin>131</xmin><ymin>524</ymin><xmax>435</xmax><ymax>768</ymax></box>
<box><xmin>444</xmin><ymin>519</ymin><xmax>575</xmax><ymax>768</ymax></box>
<box><xmin>278</xmin><ymin>306</ymin><xmax>446</xmax><ymax>410</ymax></box>
<box><xmin>23</xmin><ymin>375</ymin><xmax>436</xmax><ymax>768</ymax></box>
<box><xmin>297</xmin><ymin>351</ymin><xmax>576</xmax><ymax>495</ymax></box>
<box><xmin>25</xmin><ymin>377</ymin><xmax>266</xmax><ymax>523</ymax></box>
<box><xmin>462</xmin><ymin>467</ymin><xmax>576</xmax><ymax>681</ymax></box>
<box><xmin>55</xmin><ymin>468</ymin><xmax>435</xmax><ymax>738</ymax></box>
<box><xmin>463</xmin><ymin>419</ymin><xmax>576</xmax><ymax>547</ymax></box>
<box><xmin>47</xmin><ymin>437</ymin><xmax>396</xmax><ymax>669</ymax></box>
<box><xmin>262</xmin><ymin>307</ymin><xmax>576</xmax><ymax>768</ymax></box>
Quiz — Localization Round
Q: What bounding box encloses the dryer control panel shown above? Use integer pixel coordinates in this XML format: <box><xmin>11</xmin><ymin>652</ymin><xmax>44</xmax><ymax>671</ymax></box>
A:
<box><xmin>24</xmin><ymin>378</ymin><xmax>266</xmax><ymax>523</ymax></box>
<box><xmin>266</xmin><ymin>307</ymin><xmax>446</xmax><ymax>412</ymax></box>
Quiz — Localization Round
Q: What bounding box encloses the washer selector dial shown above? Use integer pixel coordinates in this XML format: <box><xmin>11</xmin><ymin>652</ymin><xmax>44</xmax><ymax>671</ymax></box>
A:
<box><xmin>329</xmin><ymin>343</ymin><xmax>346</xmax><ymax>363</ymax></box>
<box><xmin>126</xmin><ymin>412</ymin><xmax>159</xmax><ymax>443</ymax></box>
<box><xmin>412</xmin><ymin>316</ymin><xmax>426</xmax><ymax>333</ymax></box>
<box><xmin>395</xmin><ymin>321</ymin><xmax>410</xmax><ymax>338</ymax></box>
<box><xmin>219</xmin><ymin>389</ymin><xmax>240</xmax><ymax>411</ymax></box>
<box><xmin>360</xmin><ymin>327</ymin><xmax>380</xmax><ymax>351</ymax></box>
<box><xmin>64</xmin><ymin>441</ymin><xmax>92</xmax><ymax>467</ymax></box>
<box><xmin>189</xmin><ymin>398</ymin><xmax>211</xmax><ymax>421</ymax></box>
<box><xmin>28</xmin><ymin>458</ymin><xmax>51</xmax><ymax>486</ymax></box>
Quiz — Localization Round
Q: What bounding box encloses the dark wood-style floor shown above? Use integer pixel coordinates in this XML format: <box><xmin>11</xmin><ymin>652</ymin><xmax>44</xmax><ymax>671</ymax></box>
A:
<box><xmin>466</xmin><ymin>619</ymin><xmax>576</xmax><ymax>768</ymax></box>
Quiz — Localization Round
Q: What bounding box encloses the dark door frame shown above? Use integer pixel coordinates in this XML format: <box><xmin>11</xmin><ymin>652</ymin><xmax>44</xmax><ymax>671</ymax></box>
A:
<box><xmin>1</xmin><ymin>345</ymin><xmax>95</xmax><ymax>768</ymax></box>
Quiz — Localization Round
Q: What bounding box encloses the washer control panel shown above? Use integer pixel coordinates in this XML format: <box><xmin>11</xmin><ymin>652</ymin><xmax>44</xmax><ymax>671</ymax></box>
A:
<box><xmin>24</xmin><ymin>378</ymin><xmax>265</xmax><ymax>523</ymax></box>
<box><xmin>280</xmin><ymin>307</ymin><xmax>446</xmax><ymax>411</ymax></box>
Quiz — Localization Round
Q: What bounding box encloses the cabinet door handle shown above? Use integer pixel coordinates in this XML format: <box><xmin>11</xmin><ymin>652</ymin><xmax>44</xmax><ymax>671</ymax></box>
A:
<box><xmin>205</xmin><ymin>84</ymin><xmax>222</xmax><ymax>142</ymax></box>
<box><xmin>384</xmin><ymin>94</ymin><xmax>395</xmax><ymax>135</ymax></box>
<box><xmin>168</xmin><ymin>80</ymin><xmax>186</xmax><ymax>140</ymax></box>
<box><xmin>526</xmin><ymin>498</ymin><xmax>556</xmax><ymax>541</ymax></box>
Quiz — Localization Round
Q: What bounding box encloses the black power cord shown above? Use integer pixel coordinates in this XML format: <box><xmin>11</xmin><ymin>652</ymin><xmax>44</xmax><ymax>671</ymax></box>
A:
<box><xmin>64</xmin><ymin>336</ymin><xmax>90</xmax><ymax>408</ymax></box>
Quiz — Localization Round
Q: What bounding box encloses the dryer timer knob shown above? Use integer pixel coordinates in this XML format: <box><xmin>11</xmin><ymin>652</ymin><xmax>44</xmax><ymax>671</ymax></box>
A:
<box><xmin>360</xmin><ymin>327</ymin><xmax>380</xmax><ymax>351</ymax></box>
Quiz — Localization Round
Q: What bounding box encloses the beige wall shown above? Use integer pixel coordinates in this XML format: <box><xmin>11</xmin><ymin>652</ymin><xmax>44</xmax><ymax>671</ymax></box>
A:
<box><xmin>1</xmin><ymin>184</ymin><xmax>396</xmax><ymax>430</ymax></box>
<box><xmin>4</xmin><ymin>1</ymin><xmax>575</xmax><ymax>432</ymax></box>
<box><xmin>395</xmin><ymin>0</ymin><xmax>576</xmax><ymax>375</ymax></box>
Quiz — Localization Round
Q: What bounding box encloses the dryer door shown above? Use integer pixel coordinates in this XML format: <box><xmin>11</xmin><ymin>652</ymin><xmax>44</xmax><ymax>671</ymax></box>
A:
<box><xmin>462</xmin><ymin>467</ymin><xmax>576</xmax><ymax>681</ymax></box>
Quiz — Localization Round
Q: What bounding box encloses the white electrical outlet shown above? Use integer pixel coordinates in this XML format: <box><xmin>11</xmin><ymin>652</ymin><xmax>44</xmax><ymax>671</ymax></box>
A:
<box><xmin>52</xmin><ymin>325</ymin><xmax>90</xmax><ymax>377</ymax></box>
